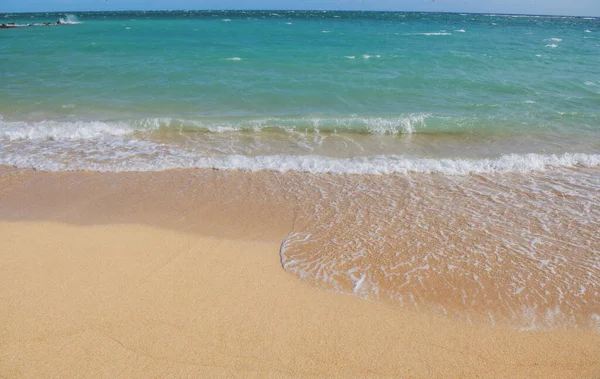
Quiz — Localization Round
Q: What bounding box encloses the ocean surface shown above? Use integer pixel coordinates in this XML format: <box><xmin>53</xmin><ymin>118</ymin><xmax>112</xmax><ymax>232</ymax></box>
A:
<box><xmin>1</xmin><ymin>11</ymin><xmax>599</xmax><ymax>330</ymax></box>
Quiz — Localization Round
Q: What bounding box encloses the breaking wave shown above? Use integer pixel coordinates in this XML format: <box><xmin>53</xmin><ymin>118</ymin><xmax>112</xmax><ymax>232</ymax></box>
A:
<box><xmin>0</xmin><ymin>119</ymin><xmax>133</xmax><ymax>140</ymax></box>
<box><xmin>2</xmin><ymin>150</ymin><xmax>599</xmax><ymax>174</ymax></box>
<box><xmin>0</xmin><ymin>114</ymin><xmax>429</xmax><ymax>138</ymax></box>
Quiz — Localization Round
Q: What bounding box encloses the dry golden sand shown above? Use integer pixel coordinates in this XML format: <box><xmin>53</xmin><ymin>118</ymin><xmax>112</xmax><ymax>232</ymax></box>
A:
<box><xmin>0</xmin><ymin>167</ymin><xmax>599</xmax><ymax>378</ymax></box>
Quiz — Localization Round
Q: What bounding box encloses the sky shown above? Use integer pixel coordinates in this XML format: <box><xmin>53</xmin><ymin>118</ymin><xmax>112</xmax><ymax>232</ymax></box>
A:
<box><xmin>0</xmin><ymin>0</ymin><xmax>598</xmax><ymax>17</ymax></box>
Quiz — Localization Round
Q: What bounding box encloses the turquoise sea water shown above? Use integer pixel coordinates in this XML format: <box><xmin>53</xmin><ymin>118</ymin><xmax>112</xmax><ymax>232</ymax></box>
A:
<box><xmin>0</xmin><ymin>11</ymin><xmax>599</xmax><ymax>172</ymax></box>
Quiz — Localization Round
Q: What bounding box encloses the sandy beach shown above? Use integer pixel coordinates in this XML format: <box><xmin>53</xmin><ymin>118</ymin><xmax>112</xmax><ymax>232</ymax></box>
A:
<box><xmin>1</xmin><ymin>166</ymin><xmax>599</xmax><ymax>378</ymax></box>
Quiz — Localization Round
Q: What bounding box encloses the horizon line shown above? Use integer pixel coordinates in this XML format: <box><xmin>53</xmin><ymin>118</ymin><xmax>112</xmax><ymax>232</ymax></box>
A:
<box><xmin>1</xmin><ymin>9</ymin><xmax>598</xmax><ymax>19</ymax></box>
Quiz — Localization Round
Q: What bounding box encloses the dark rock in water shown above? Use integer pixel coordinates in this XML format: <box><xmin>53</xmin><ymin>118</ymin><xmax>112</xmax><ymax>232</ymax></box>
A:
<box><xmin>0</xmin><ymin>24</ymin><xmax>7</xmax><ymax>29</ymax></box>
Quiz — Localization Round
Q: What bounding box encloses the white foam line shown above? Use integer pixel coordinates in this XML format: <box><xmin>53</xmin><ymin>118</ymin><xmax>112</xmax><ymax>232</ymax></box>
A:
<box><xmin>3</xmin><ymin>152</ymin><xmax>599</xmax><ymax>175</ymax></box>
<box><xmin>1</xmin><ymin>120</ymin><xmax>133</xmax><ymax>140</ymax></box>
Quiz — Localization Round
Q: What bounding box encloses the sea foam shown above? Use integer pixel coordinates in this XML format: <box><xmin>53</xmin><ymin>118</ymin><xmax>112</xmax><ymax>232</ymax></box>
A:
<box><xmin>1</xmin><ymin>120</ymin><xmax>133</xmax><ymax>140</ymax></box>
<box><xmin>2</xmin><ymin>148</ymin><xmax>599</xmax><ymax>175</ymax></box>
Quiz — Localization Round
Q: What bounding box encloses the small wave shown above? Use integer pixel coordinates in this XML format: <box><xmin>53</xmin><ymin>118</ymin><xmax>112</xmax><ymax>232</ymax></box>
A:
<box><xmin>222</xmin><ymin>19</ymin><xmax>231</xmax><ymax>22</ymax></box>
<box><xmin>585</xmin><ymin>30</ymin><xmax>592</xmax><ymax>33</ymax></box>
<box><xmin>546</xmin><ymin>44</ymin><xmax>558</xmax><ymax>48</ymax></box>
<box><xmin>0</xmin><ymin>115</ymin><xmax>429</xmax><ymax>138</ymax></box>
<box><xmin>344</xmin><ymin>56</ymin><xmax>356</xmax><ymax>59</ymax></box>
<box><xmin>548</xmin><ymin>38</ymin><xmax>562</xmax><ymax>42</ymax></box>
<box><xmin>0</xmin><ymin>120</ymin><xmax>133</xmax><ymax>141</ymax></box>
<box><xmin>455</xmin><ymin>29</ymin><xmax>466</xmax><ymax>33</ymax></box>
<box><xmin>224</xmin><ymin>57</ymin><xmax>242</xmax><ymax>61</ymax></box>
<box><xmin>187</xmin><ymin>114</ymin><xmax>426</xmax><ymax>134</ymax></box>
<box><xmin>321</xmin><ymin>30</ymin><xmax>330</xmax><ymax>33</ymax></box>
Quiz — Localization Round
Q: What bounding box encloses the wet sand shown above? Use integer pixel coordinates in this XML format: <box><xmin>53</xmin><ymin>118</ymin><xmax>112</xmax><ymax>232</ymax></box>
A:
<box><xmin>1</xmin><ymin>166</ymin><xmax>599</xmax><ymax>377</ymax></box>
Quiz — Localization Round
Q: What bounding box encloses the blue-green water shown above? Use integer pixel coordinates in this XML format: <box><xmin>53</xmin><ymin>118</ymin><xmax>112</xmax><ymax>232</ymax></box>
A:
<box><xmin>0</xmin><ymin>11</ymin><xmax>599</xmax><ymax>172</ymax></box>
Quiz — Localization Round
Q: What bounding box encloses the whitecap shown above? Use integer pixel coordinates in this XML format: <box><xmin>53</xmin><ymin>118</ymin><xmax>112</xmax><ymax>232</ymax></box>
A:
<box><xmin>224</xmin><ymin>57</ymin><xmax>242</xmax><ymax>61</ymax></box>
<box><xmin>407</xmin><ymin>32</ymin><xmax>452</xmax><ymax>36</ymax></box>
